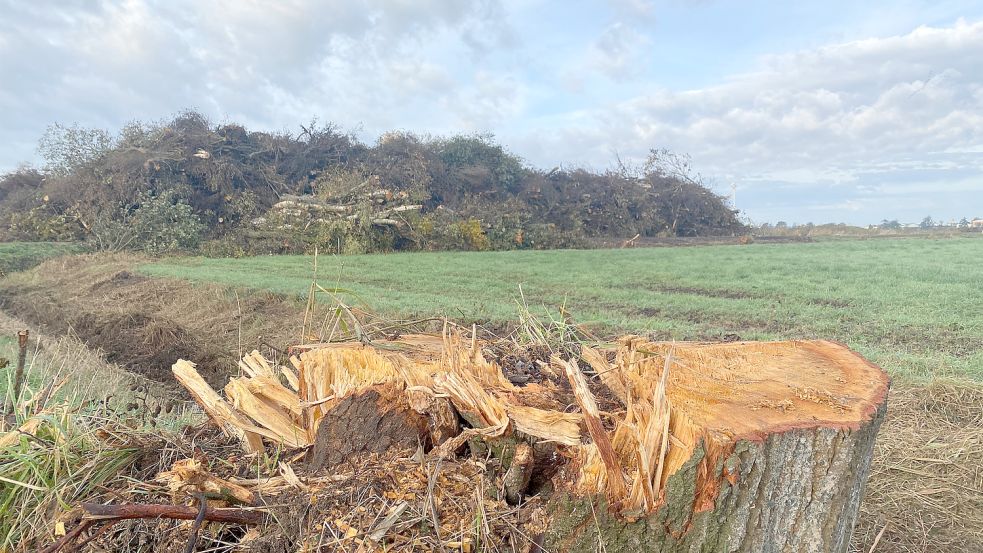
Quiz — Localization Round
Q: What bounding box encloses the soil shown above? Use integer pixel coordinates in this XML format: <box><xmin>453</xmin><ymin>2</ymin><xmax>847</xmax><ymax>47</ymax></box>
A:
<box><xmin>490</xmin><ymin>342</ymin><xmax>553</xmax><ymax>386</ymax></box>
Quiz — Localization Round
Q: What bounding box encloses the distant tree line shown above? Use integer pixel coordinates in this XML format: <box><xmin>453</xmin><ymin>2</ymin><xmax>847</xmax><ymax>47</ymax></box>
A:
<box><xmin>755</xmin><ymin>217</ymin><xmax>981</xmax><ymax>237</ymax></box>
<box><xmin>882</xmin><ymin>217</ymin><xmax>977</xmax><ymax>229</ymax></box>
<box><xmin>0</xmin><ymin>110</ymin><xmax>744</xmax><ymax>255</ymax></box>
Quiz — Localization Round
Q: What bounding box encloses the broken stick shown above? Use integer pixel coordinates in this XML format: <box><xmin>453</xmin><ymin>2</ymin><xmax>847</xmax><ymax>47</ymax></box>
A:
<box><xmin>5</xmin><ymin>329</ymin><xmax>28</xmax><ymax>414</ymax></box>
<box><xmin>172</xmin><ymin>360</ymin><xmax>265</xmax><ymax>454</ymax></box>
<box><xmin>42</xmin><ymin>503</ymin><xmax>265</xmax><ymax>553</ymax></box>
<box><xmin>80</xmin><ymin>502</ymin><xmax>266</xmax><ymax>525</ymax></box>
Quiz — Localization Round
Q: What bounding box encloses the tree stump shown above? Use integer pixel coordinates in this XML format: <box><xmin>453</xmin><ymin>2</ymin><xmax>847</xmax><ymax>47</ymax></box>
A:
<box><xmin>175</xmin><ymin>334</ymin><xmax>888</xmax><ymax>553</ymax></box>
<box><xmin>543</xmin><ymin>339</ymin><xmax>889</xmax><ymax>553</ymax></box>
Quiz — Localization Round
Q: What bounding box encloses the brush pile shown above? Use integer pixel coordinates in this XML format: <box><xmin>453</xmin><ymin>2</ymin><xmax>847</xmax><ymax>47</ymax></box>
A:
<box><xmin>0</xmin><ymin>111</ymin><xmax>747</xmax><ymax>254</ymax></box>
<box><xmin>155</xmin><ymin>331</ymin><xmax>890</xmax><ymax>552</ymax></box>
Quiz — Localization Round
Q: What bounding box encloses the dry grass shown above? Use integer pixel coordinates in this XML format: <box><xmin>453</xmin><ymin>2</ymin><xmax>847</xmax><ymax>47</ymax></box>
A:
<box><xmin>0</xmin><ymin>310</ymin><xmax>188</xmax><ymax>421</ymax></box>
<box><xmin>0</xmin><ymin>403</ymin><xmax>145</xmax><ymax>550</ymax></box>
<box><xmin>0</xmin><ymin>344</ymin><xmax>168</xmax><ymax>550</ymax></box>
<box><xmin>0</xmin><ymin>253</ymin><xmax>306</xmax><ymax>387</ymax></box>
<box><xmin>851</xmin><ymin>379</ymin><xmax>983</xmax><ymax>552</ymax></box>
<box><xmin>0</xmin><ymin>309</ymin><xmax>200</xmax><ymax>551</ymax></box>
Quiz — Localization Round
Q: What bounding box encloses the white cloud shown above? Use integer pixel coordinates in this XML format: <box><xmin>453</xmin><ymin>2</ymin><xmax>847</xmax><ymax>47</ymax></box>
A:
<box><xmin>509</xmin><ymin>19</ymin><xmax>983</xmax><ymax>222</ymax></box>
<box><xmin>442</xmin><ymin>71</ymin><xmax>526</xmax><ymax>129</ymax></box>
<box><xmin>806</xmin><ymin>199</ymin><xmax>865</xmax><ymax>212</ymax></box>
<box><xmin>0</xmin><ymin>0</ymin><xmax>516</xmax><ymax>164</ymax></box>
<box><xmin>587</xmin><ymin>22</ymin><xmax>652</xmax><ymax>80</ymax></box>
<box><xmin>607</xmin><ymin>0</ymin><xmax>656</xmax><ymax>20</ymax></box>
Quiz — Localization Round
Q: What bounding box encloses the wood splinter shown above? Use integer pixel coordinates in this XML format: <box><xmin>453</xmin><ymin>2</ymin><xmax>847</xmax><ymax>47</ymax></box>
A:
<box><xmin>556</xmin><ymin>356</ymin><xmax>626</xmax><ymax>503</ymax></box>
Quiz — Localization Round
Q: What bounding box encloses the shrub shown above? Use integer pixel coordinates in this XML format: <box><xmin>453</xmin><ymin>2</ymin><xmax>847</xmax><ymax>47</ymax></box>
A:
<box><xmin>88</xmin><ymin>191</ymin><xmax>204</xmax><ymax>255</ymax></box>
<box><xmin>5</xmin><ymin>205</ymin><xmax>84</xmax><ymax>242</ymax></box>
<box><xmin>432</xmin><ymin>133</ymin><xmax>525</xmax><ymax>193</ymax></box>
<box><xmin>131</xmin><ymin>192</ymin><xmax>204</xmax><ymax>255</ymax></box>
<box><xmin>456</xmin><ymin>218</ymin><xmax>491</xmax><ymax>251</ymax></box>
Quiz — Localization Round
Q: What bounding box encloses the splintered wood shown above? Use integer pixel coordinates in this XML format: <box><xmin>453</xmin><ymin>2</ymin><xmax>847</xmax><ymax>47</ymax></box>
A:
<box><xmin>157</xmin><ymin>458</ymin><xmax>257</xmax><ymax>505</ymax></box>
<box><xmin>173</xmin><ymin>332</ymin><xmax>581</xmax><ymax>453</ymax></box>
<box><xmin>173</xmin><ymin>333</ymin><xmax>889</xmax><ymax>518</ymax></box>
<box><xmin>570</xmin><ymin>343</ymin><xmax>676</xmax><ymax>512</ymax></box>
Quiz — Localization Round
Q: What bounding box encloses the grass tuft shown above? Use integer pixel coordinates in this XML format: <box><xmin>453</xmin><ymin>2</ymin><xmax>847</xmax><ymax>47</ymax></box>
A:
<box><xmin>0</xmin><ymin>407</ymin><xmax>142</xmax><ymax>549</ymax></box>
<box><xmin>0</xmin><ymin>325</ymin><xmax>191</xmax><ymax>551</ymax></box>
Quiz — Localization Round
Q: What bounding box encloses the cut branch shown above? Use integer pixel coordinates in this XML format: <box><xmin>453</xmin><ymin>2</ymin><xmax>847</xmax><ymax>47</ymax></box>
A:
<box><xmin>81</xmin><ymin>502</ymin><xmax>266</xmax><ymax>525</ymax></box>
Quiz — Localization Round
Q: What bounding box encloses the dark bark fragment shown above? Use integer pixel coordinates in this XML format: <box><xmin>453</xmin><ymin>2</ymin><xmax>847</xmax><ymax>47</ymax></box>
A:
<box><xmin>308</xmin><ymin>383</ymin><xmax>430</xmax><ymax>470</ymax></box>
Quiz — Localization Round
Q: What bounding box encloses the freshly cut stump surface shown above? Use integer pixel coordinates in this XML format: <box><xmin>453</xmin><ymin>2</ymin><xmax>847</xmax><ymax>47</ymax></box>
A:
<box><xmin>549</xmin><ymin>339</ymin><xmax>889</xmax><ymax>553</ymax></box>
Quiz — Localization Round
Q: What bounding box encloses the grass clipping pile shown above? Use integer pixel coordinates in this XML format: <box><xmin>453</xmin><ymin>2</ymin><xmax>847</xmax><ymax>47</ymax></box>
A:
<box><xmin>144</xmin><ymin>330</ymin><xmax>889</xmax><ymax>552</ymax></box>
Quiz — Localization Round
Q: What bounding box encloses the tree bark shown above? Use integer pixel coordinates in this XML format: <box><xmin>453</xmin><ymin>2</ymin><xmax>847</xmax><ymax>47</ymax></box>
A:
<box><xmin>307</xmin><ymin>383</ymin><xmax>430</xmax><ymax>470</ymax></box>
<box><xmin>544</xmin><ymin>402</ymin><xmax>886</xmax><ymax>553</ymax></box>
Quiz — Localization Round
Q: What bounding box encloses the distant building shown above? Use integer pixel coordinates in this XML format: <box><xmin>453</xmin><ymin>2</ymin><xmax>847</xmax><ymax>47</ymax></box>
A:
<box><xmin>971</xmin><ymin>218</ymin><xmax>983</xmax><ymax>229</ymax></box>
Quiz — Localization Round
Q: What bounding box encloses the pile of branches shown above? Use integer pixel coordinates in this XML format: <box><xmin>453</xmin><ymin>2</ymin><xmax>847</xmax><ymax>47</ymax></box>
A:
<box><xmin>0</xmin><ymin>111</ymin><xmax>745</xmax><ymax>254</ymax></box>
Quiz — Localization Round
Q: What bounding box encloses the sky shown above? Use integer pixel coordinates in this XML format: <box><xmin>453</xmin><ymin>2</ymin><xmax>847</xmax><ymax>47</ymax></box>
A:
<box><xmin>1</xmin><ymin>1</ymin><xmax>982</xmax><ymax>225</ymax></box>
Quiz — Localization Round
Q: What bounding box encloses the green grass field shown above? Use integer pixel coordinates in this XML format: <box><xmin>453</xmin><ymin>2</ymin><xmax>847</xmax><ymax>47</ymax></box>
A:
<box><xmin>142</xmin><ymin>237</ymin><xmax>983</xmax><ymax>381</ymax></box>
<box><xmin>0</xmin><ymin>242</ymin><xmax>79</xmax><ymax>274</ymax></box>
